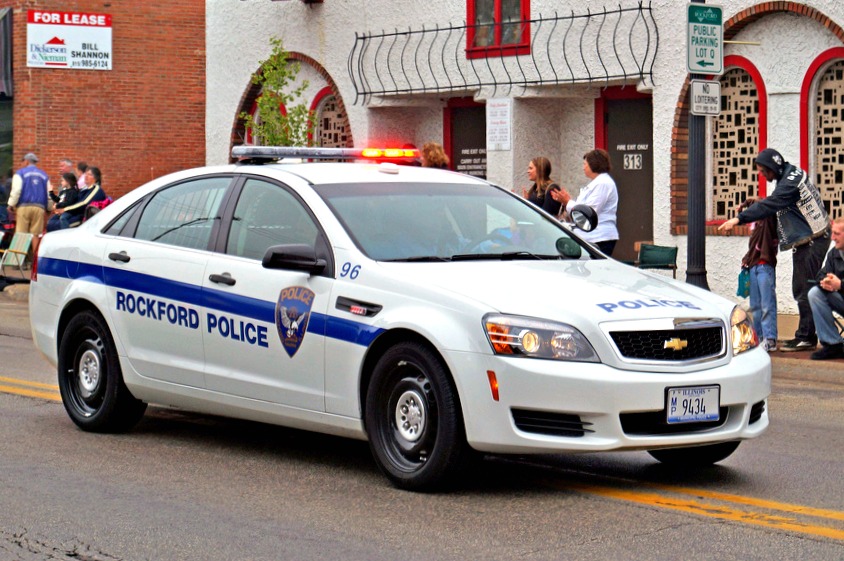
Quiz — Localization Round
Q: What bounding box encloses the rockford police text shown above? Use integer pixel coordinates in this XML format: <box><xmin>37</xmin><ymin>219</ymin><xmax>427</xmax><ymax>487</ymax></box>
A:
<box><xmin>596</xmin><ymin>299</ymin><xmax>702</xmax><ymax>313</ymax></box>
<box><xmin>116</xmin><ymin>290</ymin><xmax>199</xmax><ymax>328</ymax></box>
<box><xmin>115</xmin><ymin>290</ymin><xmax>268</xmax><ymax>348</ymax></box>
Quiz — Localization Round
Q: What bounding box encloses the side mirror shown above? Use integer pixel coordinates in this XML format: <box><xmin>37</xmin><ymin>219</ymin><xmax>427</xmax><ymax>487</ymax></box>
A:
<box><xmin>262</xmin><ymin>244</ymin><xmax>326</xmax><ymax>274</ymax></box>
<box><xmin>570</xmin><ymin>204</ymin><xmax>598</xmax><ymax>232</ymax></box>
<box><xmin>555</xmin><ymin>237</ymin><xmax>583</xmax><ymax>259</ymax></box>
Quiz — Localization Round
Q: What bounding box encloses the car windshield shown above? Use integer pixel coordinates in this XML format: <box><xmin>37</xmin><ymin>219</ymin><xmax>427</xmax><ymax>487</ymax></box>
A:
<box><xmin>313</xmin><ymin>181</ymin><xmax>598</xmax><ymax>262</ymax></box>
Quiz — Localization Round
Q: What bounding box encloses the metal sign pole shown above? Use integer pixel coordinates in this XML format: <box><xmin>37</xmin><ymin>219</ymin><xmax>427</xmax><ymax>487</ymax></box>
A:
<box><xmin>687</xmin><ymin>80</ymin><xmax>709</xmax><ymax>290</ymax></box>
<box><xmin>685</xmin><ymin>0</ymin><xmax>722</xmax><ymax>290</ymax></box>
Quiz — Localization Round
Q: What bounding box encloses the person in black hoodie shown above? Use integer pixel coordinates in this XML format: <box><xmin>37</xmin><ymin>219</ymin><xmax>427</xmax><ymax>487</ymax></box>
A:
<box><xmin>719</xmin><ymin>148</ymin><xmax>831</xmax><ymax>352</ymax></box>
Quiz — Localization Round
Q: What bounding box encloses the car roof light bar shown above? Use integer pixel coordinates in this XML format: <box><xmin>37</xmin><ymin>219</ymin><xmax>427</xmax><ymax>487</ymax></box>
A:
<box><xmin>232</xmin><ymin>146</ymin><xmax>419</xmax><ymax>162</ymax></box>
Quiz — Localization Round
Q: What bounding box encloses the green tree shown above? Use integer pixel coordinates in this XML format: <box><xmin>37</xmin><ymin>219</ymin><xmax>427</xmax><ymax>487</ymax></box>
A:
<box><xmin>241</xmin><ymin>37</ymin><xmax>313</xmax><ymax>147</ymax></box>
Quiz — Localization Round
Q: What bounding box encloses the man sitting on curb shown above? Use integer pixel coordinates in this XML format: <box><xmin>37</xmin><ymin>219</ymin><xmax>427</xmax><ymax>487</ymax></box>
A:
<box><xmin>808</xmin><ymin>216</ymin><xmax>844</xmax><ymax>360</ymax></box>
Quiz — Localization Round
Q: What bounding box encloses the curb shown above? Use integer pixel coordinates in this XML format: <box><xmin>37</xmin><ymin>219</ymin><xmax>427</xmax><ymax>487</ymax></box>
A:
<box><xmin>770</xmin><ymin>354</ymin><xmax>844</xmax><ymax>386</ymax></box>
<box><xmin>0</xmin><ymin>282</ymin><xmax>30</xmax><ymax>302</ymax></box>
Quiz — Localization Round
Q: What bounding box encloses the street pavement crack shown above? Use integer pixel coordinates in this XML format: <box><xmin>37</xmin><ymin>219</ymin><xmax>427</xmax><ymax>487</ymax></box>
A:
<box><xmin>0</xmin><ymin>528</ymin><xmax>129</xmax><ymax>561</ymax></box>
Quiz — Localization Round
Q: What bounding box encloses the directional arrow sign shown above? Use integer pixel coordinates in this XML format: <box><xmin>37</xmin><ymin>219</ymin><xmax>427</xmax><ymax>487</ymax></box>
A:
<box><xmin>687</xmin><ymin>3</ymin><xmax>723</xmax><ymax>75</ymax></box>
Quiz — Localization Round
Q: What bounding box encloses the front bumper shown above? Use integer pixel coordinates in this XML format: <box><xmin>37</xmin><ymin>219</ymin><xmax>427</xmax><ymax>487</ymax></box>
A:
<box><xmin>446</xmin><ymin>346</ymin><xmax>771</xmax><ymax>454</ymax></box>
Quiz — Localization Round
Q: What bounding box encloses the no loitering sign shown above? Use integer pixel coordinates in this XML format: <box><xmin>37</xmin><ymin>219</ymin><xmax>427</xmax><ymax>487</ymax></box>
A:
<box><xmin>27</xmin><ymin>10</ymin><xmax>113</xmax><ymax>70</ymax></box>
<box><xmin>690</xmin><ymin>80</ymin><xmax>721</xmax><ymax>116</ymax></box>
<box><xmin>687</xmin><ymin>3</ymin><xmax>722</xmax><ymax>75</ymax></box>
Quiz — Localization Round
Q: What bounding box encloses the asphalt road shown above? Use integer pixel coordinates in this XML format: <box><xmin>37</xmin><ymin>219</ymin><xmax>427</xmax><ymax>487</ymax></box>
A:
<box><xmin>1</xmin><ymin>288</ymin><xmax>843</xmax><ymax>560</ymax></box>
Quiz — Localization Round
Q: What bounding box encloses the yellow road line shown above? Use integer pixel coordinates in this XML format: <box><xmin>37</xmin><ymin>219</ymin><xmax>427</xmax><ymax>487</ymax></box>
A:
<box><xmin>0</xmin><ymin>375</ymin><xmax>58</xmax><ymax>390</ymax></box>
<box><xmin>565</xmin><ymin>482</ymin><xmax>844</xmax><ymax>542</ymax></box>
<box><xmin>0</xmin><ymin>383</ymin><xmax>62</xmax><ymax>402</ymax></box>
<box><xmin>650</xmin><ymin>484</ymin><xmax>844</xmax><ymax>522</ymax></box>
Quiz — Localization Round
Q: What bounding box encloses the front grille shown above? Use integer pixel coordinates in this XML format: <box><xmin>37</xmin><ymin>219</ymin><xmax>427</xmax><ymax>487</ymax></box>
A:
<box><xmin>610</xmin><ymin>327</ymin><xmax>724</xmax><ymax>361</ymax></box>
<box><xmin>620</xmin><ymin>406</ymin><xmax>729</xmax><ymax>435</ymax></box>
<box><xmin>749</xmin><ymin>400</ymin><xmax>766</xmax><ymax>424</ymax></box>
<box><xmin>511</xmin><ymin>408</ymin><xmax>592</xmax><ymax>437</ymax></box>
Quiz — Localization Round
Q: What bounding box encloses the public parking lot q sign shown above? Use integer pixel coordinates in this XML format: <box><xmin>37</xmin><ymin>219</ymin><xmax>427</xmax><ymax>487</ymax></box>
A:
<box><xmin>687</xmin><ymin>4</ymin><xmax>722</xmax><ymax>75</ymax></box>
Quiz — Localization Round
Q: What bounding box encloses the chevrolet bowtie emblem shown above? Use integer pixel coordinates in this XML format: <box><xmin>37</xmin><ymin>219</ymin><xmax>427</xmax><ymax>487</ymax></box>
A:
<box><xmin>663</xmin><ymin>338</ymin><xmax>688</xmax><ymax>351</ymax></box>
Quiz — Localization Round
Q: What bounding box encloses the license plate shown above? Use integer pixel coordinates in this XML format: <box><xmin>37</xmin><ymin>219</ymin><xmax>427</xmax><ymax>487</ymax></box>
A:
<box><xmin>666</xmin><ymin>385</ymin><xmax>720</xmax><ymax>424</ymax></box>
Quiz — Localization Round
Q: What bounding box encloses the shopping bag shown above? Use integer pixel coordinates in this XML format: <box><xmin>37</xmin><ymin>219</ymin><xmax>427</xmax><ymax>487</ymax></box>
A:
<box><xmin>737</xmin><ymin>267</ymin><xmax>750</xmax><ymax>298</ymax></box>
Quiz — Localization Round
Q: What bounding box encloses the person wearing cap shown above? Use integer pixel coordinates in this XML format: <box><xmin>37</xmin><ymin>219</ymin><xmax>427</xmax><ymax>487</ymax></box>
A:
<box><xmin>7</xmin><ymin>152</ymin><xmax>52</xmax><ymax>255</ymax></box>
<box><xmin>719</xmin><ymin>148</ymin><xmax>831</xmax><ymax>352</ymax></box>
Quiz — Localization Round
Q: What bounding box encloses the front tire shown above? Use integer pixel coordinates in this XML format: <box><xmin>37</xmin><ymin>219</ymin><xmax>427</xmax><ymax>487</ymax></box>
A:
<box><xmin>365</xmin><ymin>342</ymin><xmax>470</xmax><ymax>491</ymax></box>
<box><xmin>57</xmin><ymin>310</ymin><xmax>147</xmax><ymax>432</ymax></box>
<box><xmin>648</xmin><ymin>441</ymin><xmax>740</xmax><ymax>466</ymax></box>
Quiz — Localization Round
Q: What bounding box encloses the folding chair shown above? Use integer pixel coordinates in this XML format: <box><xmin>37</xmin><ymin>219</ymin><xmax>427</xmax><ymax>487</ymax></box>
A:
<box><xmin>634</xmin><ymin>243</ymin><xmax>679</xmax><ymax>278</ymax></box>
<box><xmin>834</xmin><ymin>312</ymin><xmax>844</xmax><ymax>338</ymax></box>
<box><xmin>0</xmin><ymin>233</ymin><xmax>34</xmax><ymax>279</ymax></box>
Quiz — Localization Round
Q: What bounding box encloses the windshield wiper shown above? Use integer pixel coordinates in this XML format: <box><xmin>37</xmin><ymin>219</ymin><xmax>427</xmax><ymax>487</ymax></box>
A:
<box><xmin>505</xmin><ymin>252</ymin><xmax>563</xmax><ymax>260</ymax></box>
<box><xmin>381</xmin><ymin>256</ymin><xmax>451</xmax><ymax>262</ymax></box>
<box><xmin>151</xmin><ymin>217</ymin><xmax>213</xmax><ymax>242</ymax></box>
<box><xmin>450</xmin><ymin>251</ymin><xmax>560</xmax><ymax>261</ymax></box>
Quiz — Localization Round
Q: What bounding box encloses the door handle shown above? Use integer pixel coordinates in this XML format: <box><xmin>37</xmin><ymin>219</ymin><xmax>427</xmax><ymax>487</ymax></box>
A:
<box><xmin>108</xmin><ymin>252</ymin><xmax>130</xmax><ymax>263</ymax></box>
<box><xmin>209</xmin><ymin>273</ymin><xmax>236</xmax><ymax>286</ymax></box>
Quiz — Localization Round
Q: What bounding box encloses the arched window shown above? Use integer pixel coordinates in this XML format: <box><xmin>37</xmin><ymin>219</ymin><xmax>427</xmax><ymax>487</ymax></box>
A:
<box><xmin>311</xmin><ymin>88</ymin><xmax>350</xmax><ymax>148</ymax></box>
<box><xmin>812</xmin><ymin>59</ymin><xmax>844</xmax><ymax>219</ymax></box>
<box><xmin>711</xmin><ymin>57</ymin><xmax>767</xmax><ymax>221</ymax></box>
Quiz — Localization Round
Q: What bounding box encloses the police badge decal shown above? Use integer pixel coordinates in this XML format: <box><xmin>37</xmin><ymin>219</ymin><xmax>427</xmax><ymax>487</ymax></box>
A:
<box><xmin>275</xmin><ymin>286</ymin><xmax>314</xmax><ymax>357</ymax></box>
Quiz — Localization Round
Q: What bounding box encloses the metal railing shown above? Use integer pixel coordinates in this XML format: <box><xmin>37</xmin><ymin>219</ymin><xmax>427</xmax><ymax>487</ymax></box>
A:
<box><xmin>348</xmin><ymin>2</ymin><xmax>659</xmax><ymax>104</ymax></box>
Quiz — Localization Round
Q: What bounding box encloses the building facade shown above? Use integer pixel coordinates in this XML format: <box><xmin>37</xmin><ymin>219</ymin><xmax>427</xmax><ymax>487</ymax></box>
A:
<box><xmin>207</xmin><ymin>0</ymin><xmax>844</xmax><ymax>314</ymax></box>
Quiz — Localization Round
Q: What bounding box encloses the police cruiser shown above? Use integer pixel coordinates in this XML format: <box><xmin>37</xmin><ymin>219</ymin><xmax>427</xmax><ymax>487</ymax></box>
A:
<box><xmin>29</xmin><ymin>146</ymin><xmax>770</xmax><ymax>490</ymax></box>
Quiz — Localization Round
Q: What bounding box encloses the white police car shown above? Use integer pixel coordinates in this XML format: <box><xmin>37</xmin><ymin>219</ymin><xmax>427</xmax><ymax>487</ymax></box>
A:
<box><xmin>29</xmin><ymin>146</ymin><xmax>770</xmax><ymax>490</ymax></box>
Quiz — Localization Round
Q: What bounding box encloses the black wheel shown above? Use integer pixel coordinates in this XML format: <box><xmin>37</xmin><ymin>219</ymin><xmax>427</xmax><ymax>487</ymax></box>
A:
<box><xmin>365</xmin><ymin>342</ymin><xmax>470</xmax><ymax>491</ymax></box>
<box><xmin>57</xmin><ymin>310</ymin><xmax>147</xmax><ymax>432</ymax></box>
<box><xmin>648</xmin><ymin>441</ymin><xmax>740</xmax><ymax>466</ymax></box>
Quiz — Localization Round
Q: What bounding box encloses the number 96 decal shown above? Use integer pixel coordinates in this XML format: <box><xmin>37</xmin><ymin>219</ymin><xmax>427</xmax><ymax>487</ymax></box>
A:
<box><xmin>340</xmin><ymin>262</ymin><xmax>361</xmax><ymax>279</ymax></box>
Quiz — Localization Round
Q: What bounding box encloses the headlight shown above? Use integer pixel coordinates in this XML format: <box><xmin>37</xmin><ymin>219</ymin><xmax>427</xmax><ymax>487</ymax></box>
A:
<box><xmin>484</xmin><ymin>314</ymin><xmax>599</xmax><ymax>362</ymax></box>
<box><xmin>730</xmin><ymin>306</ymin><xmax>758</xmax><ymax>355</ymax></box>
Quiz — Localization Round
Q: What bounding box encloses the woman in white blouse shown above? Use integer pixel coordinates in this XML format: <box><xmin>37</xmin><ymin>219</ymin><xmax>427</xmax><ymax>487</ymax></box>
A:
<box><xmin>552</xmin><ymin>148</ymin><xmax>619</xmax><ymax>256</ymax></box>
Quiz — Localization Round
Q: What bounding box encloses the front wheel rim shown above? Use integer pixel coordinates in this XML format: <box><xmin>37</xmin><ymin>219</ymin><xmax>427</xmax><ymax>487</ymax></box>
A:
<box><xmin>395</xmin><ymin>389</ymin><xmax>426</xmax><ymax>442</ymax></box>
<box><xmin>78</xmin><ymin>348</ymin><xmax>101</xmax><ymax>398</ymax></box>
<box><xmin>380</xmin><ymin>366</ymin><xmax>438</xmax><ymax>472</ymax></box>
<box><xmin>66</xmin><ymin>333</ymin><xmax>107</xmax><ymax>417</ymax></box>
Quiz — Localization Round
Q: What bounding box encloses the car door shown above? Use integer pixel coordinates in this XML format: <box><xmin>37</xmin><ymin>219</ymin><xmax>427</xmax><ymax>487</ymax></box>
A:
<box><xmin>103</xmin><ymin>175</ymin><xmax>233</xmax><ymax>387</ymax></box>
<box><xmin>202</xmin><ymin>176</ymin><xmax>331</xmax><ymax>411</ymax></box>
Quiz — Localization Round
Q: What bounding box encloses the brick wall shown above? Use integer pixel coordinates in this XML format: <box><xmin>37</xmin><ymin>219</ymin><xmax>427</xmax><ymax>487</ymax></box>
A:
<box><xmin>2</xmin><ymin>1</ymin><xmax>205</xmax><ymax>198</ymax></box>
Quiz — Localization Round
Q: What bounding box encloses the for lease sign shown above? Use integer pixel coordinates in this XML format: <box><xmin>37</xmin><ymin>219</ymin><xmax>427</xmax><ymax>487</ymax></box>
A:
<box><xmin>27</xmin><ymin>10</ymin><xmax>113</xmax><ymax>70</ymax></box>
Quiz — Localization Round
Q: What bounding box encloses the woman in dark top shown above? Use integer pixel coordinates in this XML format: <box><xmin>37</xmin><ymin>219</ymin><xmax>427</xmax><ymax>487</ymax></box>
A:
<box><xmin>522</xmin><ymin>156</ymin><xmax>561</xmax><ymax>216</ymax></box>
<box><xmin>46</xmin><ymin>172</ymin><xmax>80</xmax><ymax>231</ymax></box>
<box><xmin>59</xmin><ymin>166</ymin><xmax>108</xmax><ymax>224</ymax></box>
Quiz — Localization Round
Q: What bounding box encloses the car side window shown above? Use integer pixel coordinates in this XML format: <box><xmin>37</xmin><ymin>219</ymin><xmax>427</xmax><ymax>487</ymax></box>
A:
<box><xmin>102</xmin><ymin>202</ymin><xmax>140</xmax><ymax>236</ymax></box>
<box><xmin>134</xmin><ymin>177</ymin><xmax>230</xmax><ymax>250</ymax></box>
<box><xmin>226</xmin><ymin>178</ymin><xmax>319</xmax><ymax>260</ymax></box>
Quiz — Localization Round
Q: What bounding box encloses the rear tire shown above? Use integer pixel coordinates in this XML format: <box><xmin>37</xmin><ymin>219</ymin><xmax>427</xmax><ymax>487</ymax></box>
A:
<box><xmin>648</xmin><ymin>441</ymin><xmax>740</xmax><ymax>466</ymax></box>
<box><xmin>365</xmin><ymin>342</ymin><xmax>470</xmax><ymax>491</ymax></box>
<box><xmin>58</xmin><ymin>310</ymin><xmax>147</xmax><ymax>432</ymax></box>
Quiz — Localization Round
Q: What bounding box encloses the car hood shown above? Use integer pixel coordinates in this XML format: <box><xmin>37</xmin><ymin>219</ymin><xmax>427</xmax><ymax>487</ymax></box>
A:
<box><xmin>380</xmin><ymin>259</ymin><xmax>731</xmax><ymax>324</ymax></box>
